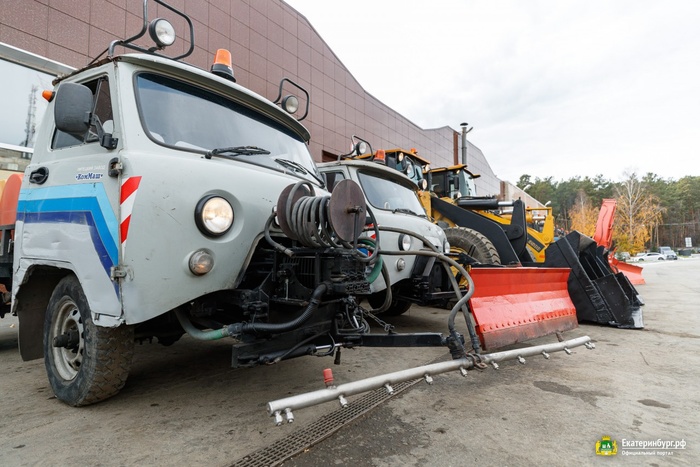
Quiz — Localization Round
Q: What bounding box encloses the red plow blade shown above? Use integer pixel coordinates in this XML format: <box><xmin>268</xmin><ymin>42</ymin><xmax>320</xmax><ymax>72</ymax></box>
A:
<box><xmin>468</xmin><ymin>267</ymin><xmax>578</xmax><ymax>350</ymax></box>
<box><xmin>609</xmin><ymin>257</ymin><xmax>646</xmax><ymax>285</ymax></box>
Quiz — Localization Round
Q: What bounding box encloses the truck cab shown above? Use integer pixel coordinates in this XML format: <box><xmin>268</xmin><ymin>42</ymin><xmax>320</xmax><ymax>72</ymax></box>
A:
<box><xmin>1</xmin><ymin>2</ymin><xmax>376</xmax><ymax>406</ymax></box>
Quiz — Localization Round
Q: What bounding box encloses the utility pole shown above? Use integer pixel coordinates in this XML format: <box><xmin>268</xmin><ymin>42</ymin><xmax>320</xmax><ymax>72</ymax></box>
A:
<box><xmin>460</xmin><ymin>122</ymin><xmax>473</xmax><ymax>166</ymax></box>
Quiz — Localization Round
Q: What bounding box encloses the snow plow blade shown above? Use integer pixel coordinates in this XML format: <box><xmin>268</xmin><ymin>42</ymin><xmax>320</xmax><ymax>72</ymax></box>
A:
<box><xmin>609</xmin><ymin>256</ymin><xmax>646</xmax><ymax>285</ymax></box>
<box><xmin>543</xmin><ymin>231</ymin><xmax>644</xmax><ymax>329</ymax></box>
<box><xmin>468</xmin><ymin>267</ymin><xmax>579</xmax><ymax>350</ymax></box>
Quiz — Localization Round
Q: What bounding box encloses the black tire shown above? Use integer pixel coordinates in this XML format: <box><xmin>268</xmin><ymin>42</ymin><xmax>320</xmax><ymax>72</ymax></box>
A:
<box><xmin>367</xmin><ymin>290</ymin><xmax>412</xmax><ymax>316</ymax></box>
<box><xmin>44</xmin><ymin>275</ymin><xmax>135</xmax><ymax>406</ymax></box>
<box><xmin>445</xmin><ymin>227</ymin><xmax>501</xmax><ymax>265</ymax></box>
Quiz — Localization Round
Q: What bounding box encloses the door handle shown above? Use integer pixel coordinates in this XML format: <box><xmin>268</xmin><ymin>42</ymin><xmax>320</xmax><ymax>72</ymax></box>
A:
<box><xmin>29</xmin><ymin>167</ymin><xmax>49</xmax><ymax>184</ymax></box>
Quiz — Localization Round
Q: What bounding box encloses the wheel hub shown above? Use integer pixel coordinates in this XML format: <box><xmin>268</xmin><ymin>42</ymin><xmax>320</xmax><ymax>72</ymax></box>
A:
<box><xmin>50</xmin><ymin>299</ymin><xmax>85</xmax><ymax>381</ymax></box>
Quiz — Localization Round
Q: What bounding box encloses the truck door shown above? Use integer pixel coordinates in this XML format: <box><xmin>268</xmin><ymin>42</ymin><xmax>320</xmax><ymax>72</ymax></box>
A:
<box><xmin>17</xmin><ymin>75</ymin><xmax>124</xmax><ymax>317</ymax></box>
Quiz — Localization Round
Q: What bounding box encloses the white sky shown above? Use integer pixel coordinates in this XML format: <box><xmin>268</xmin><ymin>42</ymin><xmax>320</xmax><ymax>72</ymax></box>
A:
<box><xmin>285</xmin><ymin>0</ymin><xmax>700</xmax><ymax>183</ymax></box>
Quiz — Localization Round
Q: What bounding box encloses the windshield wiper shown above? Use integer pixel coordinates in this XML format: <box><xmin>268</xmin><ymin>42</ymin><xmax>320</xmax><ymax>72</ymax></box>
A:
<box><xmin>205</xmin><ymin>146</ymin><xmax>271</xmax><ymax>159</ymax></box>
<box><xmin>275</xmin><ymin>158</ymin><xmax>326</xmax><ymax>188</ymax></box>
<box><xmin>392</xmin><ymin>207</ymin><xmax>427</xmax><ymax>218</ymax></box>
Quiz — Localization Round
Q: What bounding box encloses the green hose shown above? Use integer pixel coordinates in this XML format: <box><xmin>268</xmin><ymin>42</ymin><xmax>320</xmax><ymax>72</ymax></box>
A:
<box><xmin>358</xmin><ymin>238</ymin><xmax>383</xmax><ymax>283</ymax></box>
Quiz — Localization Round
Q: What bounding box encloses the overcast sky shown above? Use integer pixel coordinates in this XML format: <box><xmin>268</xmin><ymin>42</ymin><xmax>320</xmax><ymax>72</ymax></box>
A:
<box><xmin>285</xmin><ymin>0</ymin><xmax>700</xmax><ymax>183</ymax></box>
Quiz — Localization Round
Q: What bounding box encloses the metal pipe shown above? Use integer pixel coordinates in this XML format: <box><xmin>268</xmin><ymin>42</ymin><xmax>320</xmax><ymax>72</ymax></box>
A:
<box><xmin>460</xmin><ymin>123</ymin><xmax>473</xmax><ymax>166</ymax></box>
<box><xmin>267</xmin><ymin>335</ymin><xmax>593</xmax><ymax>420</ymax></box>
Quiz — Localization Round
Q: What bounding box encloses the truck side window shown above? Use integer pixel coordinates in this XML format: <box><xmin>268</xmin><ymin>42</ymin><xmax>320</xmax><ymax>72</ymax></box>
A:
<box><xmin>52</xmin><ymin>77</ymin><xmax>113</xmax><ymax>149</ymax></box>
<box><xmin>323</xmin><ymin>171</ymin><xmax>345</xmax><ymax>192</ymax></box>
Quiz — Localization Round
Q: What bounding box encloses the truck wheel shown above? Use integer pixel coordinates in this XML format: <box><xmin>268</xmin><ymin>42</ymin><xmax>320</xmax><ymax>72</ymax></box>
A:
<box><xmin>445</xmin><ymin>227</ymin><xmax>501</xmax><ymax>265</ymax></box>
<box><xmin>368</xmin><ymin>291</ymin><xmax>412</xmax><ymax>316</ymax></box>
<box><xmin>44</xmin><ymin>275</ymin><xmax>134</xmax><ymax>406</ymax></box>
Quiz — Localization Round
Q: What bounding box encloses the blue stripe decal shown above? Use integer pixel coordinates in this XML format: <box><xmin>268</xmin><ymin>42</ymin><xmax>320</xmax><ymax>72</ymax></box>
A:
<box><xmin>21</xmin><ymin>211</ymin><xmax>116</xmax><ymax>282</ymax></box>
<box><xmin>17</xmin><ymin>183</ymin><xmax>120</xmax><ymax>277</ymax></box>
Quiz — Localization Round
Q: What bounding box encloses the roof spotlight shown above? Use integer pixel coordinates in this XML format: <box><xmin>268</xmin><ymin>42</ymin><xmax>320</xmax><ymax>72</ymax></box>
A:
<box><xmin>281</xmin><ymin>95</ymin><xmax>299</xmax><ymax>114</ymax></box>
<box><xmin>149</xmin><ymin>18</ymin><xmax>176</xmax><ymax>48</ymax></box>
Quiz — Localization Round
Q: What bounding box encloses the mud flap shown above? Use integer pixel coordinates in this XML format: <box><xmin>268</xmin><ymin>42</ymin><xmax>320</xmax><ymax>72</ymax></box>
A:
<box><xmin>468</xmin><ymin>267</ymin><xmax>578</xmax><ymax>350</ymax></box>
<box><xmin>543</xmin><ymin>231</ymin><xmax>644</xmax><ymax>329</ymax></box>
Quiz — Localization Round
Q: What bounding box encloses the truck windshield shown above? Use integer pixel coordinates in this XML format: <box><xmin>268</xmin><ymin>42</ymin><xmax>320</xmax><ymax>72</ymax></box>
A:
<box><xmin>357</xmin><ymin>170</ymin><xmax>426</xmax><ymax>216</ymax></box>
<box><xmin>134</xmin><ymin>73</ymin><xmax>320</xmax><ymax>182</ymax></box>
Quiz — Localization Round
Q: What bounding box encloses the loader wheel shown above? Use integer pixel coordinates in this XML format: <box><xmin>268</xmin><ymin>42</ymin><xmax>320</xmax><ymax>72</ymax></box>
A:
<box><xmin>367</xmin><ymin>291</ymin><xmax>412</xmax><ymax>316</ymax></box>
<box><xmin>44</xmin><ymin>275</ymin><xmax>135</xmax><ymax>406</ymax></box>
<box><xmin>445</xmin><ymin>227</ymin><xmax>501</xmax><ymax>265</ymax></box>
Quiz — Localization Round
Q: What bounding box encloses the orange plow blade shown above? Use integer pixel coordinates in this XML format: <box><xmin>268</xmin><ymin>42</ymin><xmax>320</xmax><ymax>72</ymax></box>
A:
<box><xmin>468</xmin><ymin>267</ymin><xmax>578</xmax><ymax>350</ymax></box>
<box><xmin>609</xmin><ymin>257</ymin><xmax>645</xmax><ymax>285</ymax></box>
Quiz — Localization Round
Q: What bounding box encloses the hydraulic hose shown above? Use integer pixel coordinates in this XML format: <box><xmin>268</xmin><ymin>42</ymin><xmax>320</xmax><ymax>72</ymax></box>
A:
<box><xmin>174</xmin><ymin>308</ymin><xmax>230</xmax><ymax>341</ymax></box>
<box><xmin>374</xmin><ymin>225</ymin><xmax>481</xmax><ymax>354</ymax></box>
<box><xmin>174</xmin><ymin>282</ymin><xmax>330</xmax><ymax>341</ymax></box>
<box><xmin>227</xmin><ymin>281</ymin><xmax>330</xmax><ymax>336</ymax></box>
<box><xmin>358</xmin><ymin>238</ymin><xmax>383</xmax><ymax>283</ymax></box>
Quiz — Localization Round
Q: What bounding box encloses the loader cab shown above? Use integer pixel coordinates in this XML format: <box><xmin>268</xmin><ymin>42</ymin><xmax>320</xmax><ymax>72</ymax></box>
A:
<box><xmin>429</xmin><ymin>166</ymin><xmax>479</xmax><ymax>199</ymax></box>
<box><xmin>352</xmin><ymin>148</ymin><xmax>430</xmax><ymax>191</ymax></box>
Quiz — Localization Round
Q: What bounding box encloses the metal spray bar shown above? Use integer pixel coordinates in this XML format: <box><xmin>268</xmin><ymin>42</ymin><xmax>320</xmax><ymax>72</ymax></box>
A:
<box><xmin>268</xmin><ymin>335</ymin><xmax>594</xmax><ymax>425</ymax></box>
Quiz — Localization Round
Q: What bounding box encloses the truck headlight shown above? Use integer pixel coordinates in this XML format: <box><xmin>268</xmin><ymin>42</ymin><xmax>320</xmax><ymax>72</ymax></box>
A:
<box><xmin>398</xmin><ymin>234</ymin><xmax>412</xmax><ymax>251</ymax></box>
<box><xmin>195</xmin><ymin>196</ymin><xmax>233</xmax><ymax>236</ymax></box>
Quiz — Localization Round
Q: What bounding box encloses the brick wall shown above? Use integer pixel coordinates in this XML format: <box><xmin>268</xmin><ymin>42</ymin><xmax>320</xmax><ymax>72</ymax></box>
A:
<box><xmin>0</xmin><ymin>0</ymin><xmax>502</xmax><ymax>195</ymax></box>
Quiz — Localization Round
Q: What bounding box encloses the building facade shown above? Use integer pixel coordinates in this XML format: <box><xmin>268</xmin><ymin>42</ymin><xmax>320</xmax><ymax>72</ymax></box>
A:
<box><xmin>1</xmin><ymin>0</ymin><xmax>512</xmax><ymax>198</ymax></box>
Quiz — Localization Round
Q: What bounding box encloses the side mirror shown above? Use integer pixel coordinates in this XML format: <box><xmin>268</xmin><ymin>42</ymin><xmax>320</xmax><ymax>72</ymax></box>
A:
<box><xmin>54</xmin><ymin>83</ymin><xmax>93</xmax><ymax>135</ymax></box>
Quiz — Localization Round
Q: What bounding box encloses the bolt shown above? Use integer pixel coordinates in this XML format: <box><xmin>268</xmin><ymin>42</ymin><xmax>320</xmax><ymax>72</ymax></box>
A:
<box><xmin>542</xmin><ymin>351</ymin><xmax>550</xmax><ymax>359</ymax></box>
<box><xmin>384</xmin><ymin>383</ymin><xmax>394</xmax><ymax>395</ymax></box>
<box><xmin>564</xmin><ymin>347</ymin><xmax>572</xmax><ymax>355</ymax></box>
<box><xmin>585</xmin><ymin>342</ymin><xmax>596</xmax><ymax>350</ymax></box>
<box><xmin>284</xmin><ymin>408</ymin><xmax>294</xmax><ymax>424</ymax></box>
<box><xmin>459</xmin><ymin>367</ymin><xmax>468</xmax><ymax>377</ymax></box>
<box><xmin>274</xmin><ymin>411</ymin><xmax>283</xmax><ymax>426</ymax></box>
<box><xmin>338</xmin><ymin>395</ymin><xmax>348</xmax><ymax>408</ymax></box>
<box><xmin>491</xmin><ymin>361</ymin><xmax>500</xmax><ymax>370</ymax></box>
<box><xmin>517</xmin><ymin>356</ymin><xmax>526</xmax><ymax>364</ymax></box>
<box><xmin>424</xmin><ymin>374</ymin><xmax>434</xmax><ymax>385</ymax></box>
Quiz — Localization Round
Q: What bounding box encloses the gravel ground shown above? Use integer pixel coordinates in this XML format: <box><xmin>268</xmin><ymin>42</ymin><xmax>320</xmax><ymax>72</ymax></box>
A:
<box><xmin>1</xmin><ymin>258</ymin><xmax>697</xmax><ymax>466</ymax></box>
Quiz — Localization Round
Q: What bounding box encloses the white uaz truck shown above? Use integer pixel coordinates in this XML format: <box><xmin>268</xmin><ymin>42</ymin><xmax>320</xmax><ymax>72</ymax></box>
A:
<box><xmin>0</xmin><ymin>0</ymin><xmax>468</xmax><ymax>407</ymax></box>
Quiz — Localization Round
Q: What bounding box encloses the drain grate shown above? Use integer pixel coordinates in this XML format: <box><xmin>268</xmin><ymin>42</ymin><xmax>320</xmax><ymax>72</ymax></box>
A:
<box><xmin>230</xmin><ymin>355</ymin><xmax>449</xmax><ymax>467</ymax></box>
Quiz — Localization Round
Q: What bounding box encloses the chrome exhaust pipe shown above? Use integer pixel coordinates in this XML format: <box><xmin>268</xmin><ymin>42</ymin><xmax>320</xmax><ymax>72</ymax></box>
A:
<box><xmin>268</xmin><ymin>335</ymin><xmax>594</xmax><ymax>424</ymax></box>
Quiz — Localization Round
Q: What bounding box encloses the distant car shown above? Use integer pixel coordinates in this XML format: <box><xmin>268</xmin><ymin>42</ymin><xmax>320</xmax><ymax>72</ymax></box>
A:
<box><xmin>615</xmin><ymin>251</ymin><xmax>631</xmax><ymax>262</ymax></box>
<box><xmin>659</xmin><ymin>246</ymin><xmax>678</xmax><ymax>260</ymax></box>
<box><xmin>635</xmin><ymin>252</ymin><xmax>665</xmax><ymax>262</ymax></box>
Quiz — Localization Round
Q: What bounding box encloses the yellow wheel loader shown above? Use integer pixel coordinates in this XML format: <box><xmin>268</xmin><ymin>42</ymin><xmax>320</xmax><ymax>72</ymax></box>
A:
<box><xmin>354</xmin><ymin>148</ymin><xmax>644</xmax><ymax>329</ymax></box>
<box><xmin>344</xmin><ymin>146</ymin><xmax>579</xmax><ymax>348</ymax></box>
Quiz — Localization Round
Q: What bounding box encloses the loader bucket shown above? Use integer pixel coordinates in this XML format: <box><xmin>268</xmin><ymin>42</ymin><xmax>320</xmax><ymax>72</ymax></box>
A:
<box><xmin>609</xmin><ymin>256</ymin><xmax>646</xmax><ymax>285</ymax></box>
<box><xmin>468</xmin><ymin>267</ymin><xmax>578</xmax><ymax>350</ymax></box>
<box><xmin>543</xmin><ymin>231</ymin><xmax>644</xmax><ymax>329</ymax></box>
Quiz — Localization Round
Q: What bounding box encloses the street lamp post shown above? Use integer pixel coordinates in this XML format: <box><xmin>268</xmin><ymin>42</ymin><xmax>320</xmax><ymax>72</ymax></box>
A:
<box><xmin>460</xmin><ymin>122</ymin><xmax>473</xmax><ymax>166</ymax></box>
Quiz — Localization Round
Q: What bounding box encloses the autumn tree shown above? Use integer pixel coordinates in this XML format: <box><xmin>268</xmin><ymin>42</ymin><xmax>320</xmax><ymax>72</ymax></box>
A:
<box><xmin>613</xmin><ymin>172</ymin><xmax>664</xmax><ymax>253</ymax></box>
<box><xmin>568</xmin><ymin>190</ymin><xmax>599</xmax><ymax>236</ymax></box>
